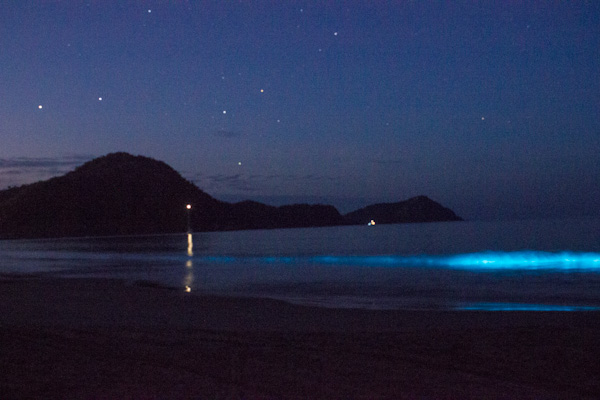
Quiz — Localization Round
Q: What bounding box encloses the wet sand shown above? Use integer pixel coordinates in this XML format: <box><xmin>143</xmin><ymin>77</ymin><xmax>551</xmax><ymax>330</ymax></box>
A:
<box><xmin>1</xmin><ymin>277</ymin><xmax>599</xmax><ymax>399</ymax></box>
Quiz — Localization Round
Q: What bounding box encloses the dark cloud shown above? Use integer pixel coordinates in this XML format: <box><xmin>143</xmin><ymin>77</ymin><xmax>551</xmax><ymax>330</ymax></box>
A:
<box><xmin>0</xmin><ymin>169</ymin><xmax>27</xmax><ymax>176</ymax></box>
<box><xmin>212</xmin><ymin>129</ymin><xmax>242</xmax><ymax>138</ymax></box>
<box><xmin>372</xmin><ymin>159</ymin><xmax>404</xmax><ymax>165</ymax></box>
<box><xmin>190</xmin><ymin>172</ymin><xmax>340</xmax><ymax>194</ymax></box>
<box><xmin>0</xmin><ymin>155</ymin><xmax>92</xmax><ymax>169</ymax></box>
<box><xmin>0</xmin><ymin>155</ymin><xmax>93</xmax><ymax>189</ymax></box>
<box><xmin>205</xmin><ymin>173</ymin><xmax>260</xmax><ymax>192</ymax></box>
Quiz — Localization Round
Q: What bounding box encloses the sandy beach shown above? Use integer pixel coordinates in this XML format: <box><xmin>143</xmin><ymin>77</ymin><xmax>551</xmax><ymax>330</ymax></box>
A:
<box><xmin>1</xmin><ymin>277</ymin><xmax>599</xmax><ymax>399</ymax></box>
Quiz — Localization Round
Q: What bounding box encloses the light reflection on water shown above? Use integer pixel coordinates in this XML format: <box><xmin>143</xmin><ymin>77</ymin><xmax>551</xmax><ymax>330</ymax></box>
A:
<box><xmin>187</xmin><ymin>233</ymin><xmax>193</xmax><ymax>257</ymax></box>
<box><xmin>184</xmin><ymin>259</ymin><xmax>193</xmax><ymax>293</ymax></box>
<box><xmin>185</xmin><ymin>233</ymin><xmax>194</xmax><ymax>292</ymax></box>
<box><xmin>1</xmin><ymin>219</ymin><xmax>600</xmax><ymax>310</ymax></box>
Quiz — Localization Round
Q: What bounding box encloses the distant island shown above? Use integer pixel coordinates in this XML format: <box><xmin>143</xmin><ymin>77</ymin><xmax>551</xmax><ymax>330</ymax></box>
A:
<box><xmin>0</xmin><ymin>153</ymin><xmax>462</xmax><ymax>239</ymax></box>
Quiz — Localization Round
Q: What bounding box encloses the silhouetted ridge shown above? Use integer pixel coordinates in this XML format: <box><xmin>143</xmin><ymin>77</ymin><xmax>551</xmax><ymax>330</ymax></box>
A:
<box><xmin>344</xmin><ymin>196</ymin><xmax>463</xmax><ymax>225</ymax></box>
<box><xmin>0</xmin><ymin>153</ymin><xmax>227</xmax><ymax>238</ymax></box>
<box><xmin>0</xmin><ymin>153</ymin><xmax>462</xmax><ymax>239</ymax></box>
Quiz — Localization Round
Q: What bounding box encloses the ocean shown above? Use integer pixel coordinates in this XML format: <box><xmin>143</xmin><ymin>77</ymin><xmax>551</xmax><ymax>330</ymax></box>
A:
<box><xmin>1</xmin><ymin>218</ymin><xmax>600</xmax><ymax>311</ymax></box>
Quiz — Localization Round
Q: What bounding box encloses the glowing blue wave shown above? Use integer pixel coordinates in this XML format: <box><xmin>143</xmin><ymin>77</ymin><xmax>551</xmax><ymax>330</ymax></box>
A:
<box><xmin>442</xmin><ymin>251</ymin><xmax>600</xmax><ymax>271</ymax></box>
<box><xmin>457</xmin><ymin>303</ymin><xmax>600</xmax><ymax>311</ymax></box>
<box><xmin>194</xmin><ymin>251</ymin><xmax>600</xmax><ymax>272</ymax></box>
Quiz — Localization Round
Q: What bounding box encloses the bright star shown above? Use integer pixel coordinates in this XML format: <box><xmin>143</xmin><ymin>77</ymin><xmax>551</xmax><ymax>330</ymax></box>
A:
<box><xmin>38</xmin><ymin>105</ymin><xmax>43</xmax><ymax>109</ymax></box>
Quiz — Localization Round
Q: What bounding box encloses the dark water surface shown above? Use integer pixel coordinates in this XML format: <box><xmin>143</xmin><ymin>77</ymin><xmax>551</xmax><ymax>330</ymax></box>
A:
<box><xmin>1</xmin><ymin>218</ymin><xmax>599</xmax><ymax>310</ymax></box>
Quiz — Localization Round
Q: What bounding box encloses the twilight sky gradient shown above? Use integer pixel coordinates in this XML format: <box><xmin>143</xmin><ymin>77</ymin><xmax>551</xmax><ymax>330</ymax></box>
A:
<box><xmin>1</xmin><ymin>1</ymin><xmax>599</xmax><ymax>220</ymax></box>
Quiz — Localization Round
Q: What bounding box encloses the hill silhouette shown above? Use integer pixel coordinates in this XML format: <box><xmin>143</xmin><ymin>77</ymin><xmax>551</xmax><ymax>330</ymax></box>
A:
<box><xmin>0</xmin><ymin>153</ymin><xmax>461</xmax><ymax>239</ymax></box>
<box><xmin>344</xmin><ymin>196</ymin><xmax>463</xmax><ymax>225</ymax></box>
<box><xmin>0</xmin><ymin>153</ymin><xmax>227</xmax><ymax>238</ymax></box>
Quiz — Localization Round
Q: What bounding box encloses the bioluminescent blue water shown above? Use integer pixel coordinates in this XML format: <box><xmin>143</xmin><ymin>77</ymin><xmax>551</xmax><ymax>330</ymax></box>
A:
<box><xmin>443</xmin><ymin>251</ymin><xmax>600</xmax><ymax>271</ymax></box>
<box><xmin>458</xmin><ymin>303</ymin><xmax>600</xmax><ymax>311</ymax></box>
<box><xmin>192</xmin><ymin>251</ymin><xmax>600</xmax><ymax>272</ymax></box>
<box><xmin>1</xmin><ymin>218</ymin><xmax>600</xmax><ymax>310</ymax></box>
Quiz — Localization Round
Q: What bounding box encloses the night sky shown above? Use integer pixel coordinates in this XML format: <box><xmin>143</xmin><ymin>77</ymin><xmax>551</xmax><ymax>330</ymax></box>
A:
<box><xmin>1</xmin><ymin>1</ymin><xmax>599</xmax><ymax>220</ymax></box>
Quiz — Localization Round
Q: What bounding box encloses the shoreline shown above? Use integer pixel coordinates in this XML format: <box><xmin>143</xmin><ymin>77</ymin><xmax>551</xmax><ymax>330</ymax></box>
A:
<box><xmin>2</xmin><ymin>276</ymin><xmax>600</xmax><ymax>398</ymax></box>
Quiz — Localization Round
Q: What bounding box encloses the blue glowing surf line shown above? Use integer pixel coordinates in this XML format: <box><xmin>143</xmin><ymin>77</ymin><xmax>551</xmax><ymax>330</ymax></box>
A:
<box><xmin>442</xmin><ymin>251</ymin><xmax>600</xmax><ymax>271</ymax></box>
<box><xmin>457</xmin><ymin>303</ymin><xmax>600</xmax><ymax>311</ymax></box>
<box><xmin>194</xmin><ymin>251</ymin><xmax>600</xmax><ymax>272</ymax></box>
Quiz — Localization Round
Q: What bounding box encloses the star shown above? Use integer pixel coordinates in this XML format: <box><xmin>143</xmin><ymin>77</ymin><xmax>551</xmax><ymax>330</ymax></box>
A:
<box><xmin>223</xmin><ymin>110</ymin><xmax>227</xmax><ymax>114</ymax></box>
<box><xmin>260</xmin><ymin>89</ymin><xmax>264</xmax><ymax>93</ymax></box>
<box><xmin>98</xmin><ymin>97</ymin><xmax>102</xmax><ymax>101</ymax></box>
<box><xmin>38</xmin><ymin>105</ymin><xmax>43</xmax><ymax>109</ymax></box>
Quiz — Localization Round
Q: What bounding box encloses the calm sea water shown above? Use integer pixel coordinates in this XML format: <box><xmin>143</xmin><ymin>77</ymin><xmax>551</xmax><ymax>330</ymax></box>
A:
<box><xmin>1</xmin><ymin>218</ymin><xmax>600</xmax><ymax>311</ymax></box>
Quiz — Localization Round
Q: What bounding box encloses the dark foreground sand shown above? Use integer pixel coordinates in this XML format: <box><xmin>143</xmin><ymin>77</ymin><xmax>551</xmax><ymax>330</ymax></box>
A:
<box><xmin>1</xmin><ymin>277</ymin><xmax>599</xmax><ymax>399</ymax></box>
